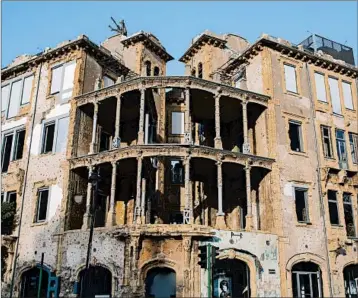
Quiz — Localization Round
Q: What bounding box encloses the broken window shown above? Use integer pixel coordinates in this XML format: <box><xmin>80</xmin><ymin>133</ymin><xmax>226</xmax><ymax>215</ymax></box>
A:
<box><xmin>191</xmin><ymin>68</ymin><xmax>196</xmax><ymax>77</ymax></box>
<box><xmin>1</xmin><ymin>134</ymin><xmax>13</xmax><ymax>173</ymax></box>
<box><xmin>336</xmin><ymin>130</ymin><xmax>348</xmax><ymax>167</ymax></box>
<box><xmin>36</xmin><ymin>188</ymin><xmax>49</xmax><ymax>222</ymax></box>
<box><xmin>13</xmin><ymin>129</ymin><xmax>25</xmax><ymax>160</ymax></box>
<box><xmin>294</xmin><ymin>188</ymin><xmax>309</xmax><ymax>223</ymax></box>
<box><xmin>284</xmin><ymin>64</ymin><xmax>297</xmax><ymax>93</ymax></box>
<box><xmin>1</xmin><ymin>127</ymin><xmax>26</xmax><ymax>172</ymax></box>
<box><xmin>99</xmin><ymin>131</ymin><xmax>111</xmax><ymax>152</ymax></box>
<box><xmin>321</xmin><ymin>126</ymin><xmax>333</xmax><ymax>158</ymax></box>
<box><xmin>289</xmin><ymin>120</ymin><xmax>303</xmax><ymax>152</ymax></box>
<box><xmin>328</xmin><ymin>190</ymin><xmax>339</xmax><ymax>225</ymax></box>
<box><xmin>145</xmin><ymin>61</ymin><xmax>151</xmax><ymax>76</ymax></box>
<box><xmin>21</xmin><ymin>75</ymin><xmax>34</xmax><ymax>105</ymax></box>
<box><xmin>328</xmin><ymin>77</ymin><xmax>342</xmax><ymax>114</ymax></box>
<box><xmin>171</xmin><ymin>112</ymin><xmax>184</xmax><ymax>135</ymax></box>
<box><xmin>314</xmin><ymin>72</ymin><xmax>327</xmax><ymax>102</ymax></box>
<box><xmin>1</xmin><ymin>85</ymin><xmax>10</xmax><ymax>113</ymax></box>
<box><xmin>198</xmin><ymin>63</ymin><xmax>203</xmax><ymax>79</ymax></box>
<box><xmin>343</xmin><ymin>193</ymin><xmax>356</xmax><ymax>238</ymax></box>
<box><xmin>342</xmin><ymin>81</ymin><xmax>354</xmax><ymax>110</ymax></box>
<box><xmin>103</xmin><ymin>76</ymin><xmax>115</xmax><ymax>88</ymax></box>
<box><xmin>343</xmin><ymin>264</ymin><xmax>358</xmax><ymax>298</ymax></box>
<box><xmin>2</xmin><ymin>191</ymin><xmax>16</xmax><ymax>204</ymax></box>
<box><xmin>292</xmin><ymin>262</ymin><xmax>323</xmax><ymax>298</ymax></box>
<box><xmin>349</xmin><ymin>133</ymin><xmax>358</xmax><ymax>164</ymax></box>
<box><xmin>170</xmin><ymin>160</ymin><xmax>184</xmax><ymax>185</ymax></box>
<box><xmin>50</xmin><ymin>61</ymin><xmax>76</xmax><ymax>101</ymax></box>
<box><xmin>41</xmin><ymin>122</ymin><xmax>55</xmax><ymax>154</ymax></box>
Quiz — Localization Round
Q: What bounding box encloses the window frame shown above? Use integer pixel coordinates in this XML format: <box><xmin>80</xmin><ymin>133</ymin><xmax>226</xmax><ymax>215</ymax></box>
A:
<box><xmin>50</xmin><ymin>60</ymin><xmax>76</xmax><ymax>102</ymax></box>
<box><xmin>170</xmin><ymin>159</ymin><xmax>184</xmax><ymax>185</ymax></box>
<box><xmin>328</xmin><ymin>76</ymin><xmax>342</xmax><ymax>115</ymax></box>
<box><xmin>342</xmin><ymin>80</ymin><xmax>354</xmax><ymax>110</ymax></box>
<box><xmin>335</xmin><ymin>129</ymin><xmax>348</xmax><ymax>164</ymax></box>
<box><xmin>343</xmin><ymin>193</ymin><xmax>356</xmax><ymax>238</ymax></box>
<box><xmin>35</xmin><ymin>187</ymin><xmax>50</xmax><ymax>223</ymax></box>
<box><xmin>283</xmin><ymin>63</ymin><xmax>298</xmax><ymax>94</ymax></box>
<box><xmin>1</xmin><ymin>125</ymin><xmax>26</xmax><ymax>172</ymax></box>
<box><xmin>321</xmin><ymin>125</ymin><xmax>334</xmax><ymax>159</ymax></box>
<box><xmin>293</xmin><ymin>186</ymin><xmax>310</xmax><ymax>223</ymax></box>
<box><xmin>348</xmin><ymin>132</ymin><xmax>358</xmax><ymax>164</ymax></box>
<box><xmin>2</xmin><ymin>191</ymin><xmax>17</xmax><ymax>203</ymax></box>
<box><xmin>327</xmin><ymin>190</ymin><xmax>340</xmax><ymax>226</ymax></box>
<box><xmin>288</xmin><ymin>120</ymin><xmax>304</xmax><ymax>153</ymax></box>
<box><xmin>314</xmin><ymin>71</ymin><xmax>328</xmax><ymax>103</ymax></box>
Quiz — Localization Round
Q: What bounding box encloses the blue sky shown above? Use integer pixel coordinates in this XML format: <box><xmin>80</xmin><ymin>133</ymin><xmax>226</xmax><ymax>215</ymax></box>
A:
<box><xmin>2</xmin><ymin>1</ymin><xmax>357</xmax><ymax>75</ymax></box>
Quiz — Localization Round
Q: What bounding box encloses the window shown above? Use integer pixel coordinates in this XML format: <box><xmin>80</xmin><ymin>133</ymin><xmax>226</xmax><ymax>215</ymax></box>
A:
<box><xmin>294</xmin><ymin>188</ymin><xmax>309</xmax><ymax>223</ymax></box>
<box><xmin>2</xmin><ymin>191</ymin><xmax>17</xmax><ymax>204</ymax></box>
<box><xmin>170</xmin><ymin>160</ymin><xmax>184</xmax><ymax>184</ymax></box>
<box><xmin>41</xmin><ymin>116</ymin><xmax>69</xmax><ymax>154</ymax></box>
<box><xmin>7</xmin><ymin>80</ymin><xmax>22</xmax><ymax>119</ymax></box>
<box><xmin>103</xmin><ymin>76</ymin><xmax>115</xmax><ymax>88</ymax></box>
<box><xmin>171</xmin><ymin>112</ymin><xmax>184</xmax><ymax>135</ymax></box>
<box><xmin>284</xmin><ymin>64</ymin><xmax>297</xmax><ymax>93</ymax></box>
<box><xmin>314</xmin><ymin>72</ymin><xmax>327</xmax><ymax>102</ymax></box>
<box><xmin>328</xmin><ymin>77</ymin><xmax>342</xmax><ymax>114</ymax></box>
<box><xmin>198</xmin><ymin>63</ymin><xmax>203</xmax><ymax>79</ymax></box>
<box><xmin>328</xmin><ymin>190</ymin><xmax>339</xmax><ymax>225</ymax></box>
<box><xmin>55</xmin><ymin>117</ymin><xmax>69</xmax><ymax>153</ymax></box>
<box><xmin>21</xmin><ymin>75</ymin><xmax>34</xmax><ymax>105</ymax></box>
<box><xmin>292</xmin><ymin>262</ymin><xmax>323</xmax><ymax>298</ymax></box>
<box><xmin>343</xmin><ymin>193</ymin><xmax>356</xmax><ymax>238</ymax></box>
<box><xmin>153</xmin><ymin>67</ymin><xmax>160</xmax><ymax>76</ymax></box>
<box><xmin>321</xmin><ymin>126</ymin><xmax>333</xmax><ymax>158</ymax></box>
<box><xmin>35</xmin><ymin>188</ymin><xmax>49</xmax><ymax>222</ymax></box>
<box><xmin>342</xmin><ymin>81</ymin><xmax>354</xmax><ymax>110</ymax></box>
<box><xmin>349</xmin><ymin>133</ymin><xmax>358</xmax><ymax>164</ymax></box>
<box><xmin>289</xmin><ymin>120</ymin><xmax>303</xmax><ymax>152</ymax></box>
<box><xmin>145</xmin><ymin>61</ymin><xmax>151</xmax><ymax>76</ymax></box>
<box><xmin>1</xmin><ymin>127</ymin><xmax>26</xmax><ymax>173</ymax></box>
<box><xmin>336</xmin><ymin>130</ymin><xmax>348</xmax><ymax>165</ymax></box>
<box><xmin>50</xmin><ymin>61</ymin><xmax>76</xmax><ymax>101</ymax></box>
<box><xmin>99</xmin><ymin>131</ymin><xmax>111</xmax><ymax>152</ymax></box>
<box><xmin>1</xmin><ymin>85</ymin><xmax>10</xmax><ymax>112</ymax></box>
<box><xmin>41</xmin><ymin>122</ymin><xmax>55</xmax><ymax>154</ymax></box>
<box><xmin>191</xmin><ymin>68</ymin><xmax>196</xmax><ymax>77</ymax></box>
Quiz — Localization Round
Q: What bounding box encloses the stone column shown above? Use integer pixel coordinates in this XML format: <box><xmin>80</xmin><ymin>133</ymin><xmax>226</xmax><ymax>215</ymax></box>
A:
<box><xmin>245</xmin><ymin>161</ymin><xmax>253</xmax><ymax>230</ymax></box>
<box><xmin>184</xmin><ymin>155</ymin><xmax>193</xmax><ymax>224</ymax></box>
<box><xmin>113</xmin><ymin>94</ymin><xmax>121</xmax><ymax>149</ymax></box>
<box><xmin>216</xmin><ymin>160</ymin><xmax>226</xmax><ymax>229</ymax></box>
<box><xmin>106</xmin><ymin>161</ymin><xmax>117</xmax><ymax>227</ymax></box>
<box><xmin>140</xmin><ymin>178</ymin><xmax>146</xmax><ymax>222</ymax></box>
<box><xmin>82</xmin><ymin>166</ymin><xmax>93</xmax><ymax>229</ymax></box>
<box><xmin>184</xmin><ymin>88</ymin><xmax>192</xmax><ymax>144</ymax></box>
<box><xmin>242</xmin><ymin>100</ymin><xmax>251</xmax><ymax>154</ymax></box>
<box><xmin>214</xmin><ymin>93</ymin><xmax>222</xmax><ymax>149</ymax></box>
<box><xmin>89</xmin><ymin>102</ymin><xmax>98</xmax><ymax>154</ymax></box>
<box><xmin>137</xmin><ymin>88</ymin><xmax>145</xmax><ymax>145</ymax></box>
<box><xmin>134</xmin><ymin>156</ymin><xmax>143</xmax><ymax>224</ymax></box>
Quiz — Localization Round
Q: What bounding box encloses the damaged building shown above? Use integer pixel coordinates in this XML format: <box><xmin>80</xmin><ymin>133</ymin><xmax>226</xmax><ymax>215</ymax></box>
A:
<box><xmin>1</xmin><ymin>21</ymin><xmax>358</xmax><ymax>298</ymax></box>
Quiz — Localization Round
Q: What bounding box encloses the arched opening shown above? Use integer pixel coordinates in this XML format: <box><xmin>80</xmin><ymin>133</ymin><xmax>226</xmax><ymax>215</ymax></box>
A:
<box><xmin>213</xmin><ymin>258</ymin><xmax>250</xmax><ymax>298</ymax></box>
<box><xmin>292</xmin><ymin>262</ymin><xmax>323</xmax><ymax>298</ymax></box>
<box><xmin>343</xmin><ymin>264</ymin><xmax>358</xmax><ymax>298</ymax></box>
<box><xmin>154</xmin><ymin>67</ymin><xmax>160</xmax><ymax>76</ymax></box>
<box><xmin>191</xmin><ymin>67</ymin><xmax>196</xmax><ymax>77</ymax></box>
<box><xmin>198</xmin><ymin>63</ymin><xmax>203</xmax><ymax>79</ymax></box>
<box><xmin>145</xmin><ymin>61</ymin><xmax>152</xmax><ymax>76</ymax></box>
<box><xmin>20</xmin><ymin>267</ymin><xmax>49</xmax><ymax>298</ymax></box>
<box><xmin>145</xmin><ymin>267</ymin><xmax>176</xmax><ymax>298</ymax></box>
<box><xmin>79</xmin><ymin>265</ymin><xmax>112</xmax><ymax>298</ymax></box>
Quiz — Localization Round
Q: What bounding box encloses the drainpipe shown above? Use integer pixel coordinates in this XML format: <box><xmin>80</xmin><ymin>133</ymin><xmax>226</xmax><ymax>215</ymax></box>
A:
<box><xmin>305</xmin><ymin>62</ymin><xmax>334</xmax><ymax>297</ymax></box>
<box><xmin>9</xmin><ymin>61</ymin><xmax>43</xmax><ymax>298</ymax></box>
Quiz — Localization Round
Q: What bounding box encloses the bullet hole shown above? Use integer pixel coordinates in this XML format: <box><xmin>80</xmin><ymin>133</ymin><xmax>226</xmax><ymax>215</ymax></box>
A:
<box><xmin>305</xmin><ymin>245</ymin><xmax>308</xmax><ymax>248</ymax></box>
<box><xmin>34</xmin><ymin>251</ymin><xmax>37</xmax><ymax>255</ymax></box>
<box><xmin>266</xmin><ymin>241</ymin><xmax>270</xmax><ymax>246</ymax></box>
<box><xmin>42</xmin><ymin>242</ymin><xmax>46</xmax><ymax>248</ymax></box>
<box><xmin>354</xmin><ymin>247</ymin><xmax>357</xmax><ymax>252</ymax></box>
<box><xmin>229</xmin><ymin>239</ymin><xmax>234</xmax><ymax>244</ymax></box>
<box><xmin>93</xmin><ymin>248</ymin><xmax>96</xmax><ymax>252</ymax></box>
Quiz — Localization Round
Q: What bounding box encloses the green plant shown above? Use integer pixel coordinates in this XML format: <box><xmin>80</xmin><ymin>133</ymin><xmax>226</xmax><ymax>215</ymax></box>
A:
<box><xmin>1</xmin><ymin>202</ymin><xmax>16</xmax><ymax>235</ymax></box>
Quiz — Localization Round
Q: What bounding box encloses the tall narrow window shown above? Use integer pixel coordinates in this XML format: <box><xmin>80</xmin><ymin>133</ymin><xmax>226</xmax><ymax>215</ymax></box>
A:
<box><xmin>50</xmin><ymin>65</ymin><xmax>63</xmax><ymax>94</ymax></box>
<box><xmin>153</xmin><ymin>67</ymin><xmax>160</xmax><ymax>76</ymax></box>
<box><xmin>50</xmin><ymin>61</ymin><xmax>76</xmax><ymax>101</ymax></box>
<box><xmin>41</xmin><ymin>122</ymin><xmax>55</xmax><ymax>154</ymax></box>
<box><xmin>13</xmin><ymin>129</ymin><xmax>25</xmax><ymax>160</ymax></box>
<box><xmin>336</xmin><ymin>130</ymin><xmax>347</xmax><ymax>167</ymax></box>
<box><xmin>349</xmin><ymin>133</ymin><xmax>358</xmax><ymax>164</ymax></box>
<box><xmin>2</xmin><ymin>85</ymin><xmax>10</xmax><ymax>113</ymax></box>
<box><xmin>171</xmin><ymin>112</ymin><xmax>184</xmax><ymax>135</ymax></box>
<box><xmin>328</xmin><ymin>77</ymin><xmax>342</xmax><ymax>114</ymax></box>
<box><xmin>36</xmin><ymin>188</ymin><xmax>49</xmax><ymax>222</ymax></box>
<box><xmin>314</xmin><ymin>72</ymin><xmax>327</xmax><ymax>102</ymax></box>
<box><xmin>145</xmin><ymin>61</ymin><xmax>151</xmax><ymax>76</ymax></box>
<box><xmin>1</xmin><ymin>134</ymin><xmax>14</xmax><ymax>173</ymax></box>
<box><xmin>289</xmin><ymin>120</ymin><xmax>303</xmax><ymax>152</ymax></box>
<box><xmin>321</xmin><ymin>126</ymin><xmax>333</xmax><ymax>158</ymax></box>
<box><xmin>342</xmin><ymin>81</ymin><xmax>354</xmax><ymax>110</ymax></box>
<box><xmin>284</xmin><ymin>64</ymin><xmax>297</xmax><ymax>93</ymax></box>
<box><xmin>294</xmin><ymin>188</ymin><xmax>309</xmax><ymax>223</ymax></box>
<box><xmin>343</xmin><ymin>193</ymin><xmax>356</xmax><ymax>238</ymax></box>
<box><xmin>21</xmin><ymin>75</ymin><xmax>34</xmax><ymax>105</ymax></box>
<box><xmin>327</xmin><ymin>190</ymin><xmax>339</xmax><ymax>225</ymax></box>
<box><xmin>198</xmin><ymin>63</ymin><xmax>203</xmax><ymax>79</ymax></box>
<box><xmin>191</xmin><ymin>68</ymin><xmax>196</xmax><ymax>77</ymax></box>
<box><xmin>99</xmin><ymin>131</ymin><xmax>111</xmax><ymax>152</ymax></box>
<box><xmin>170</xmin><ymin>160</ymin><xmax>184</xmax><ymax>185</ymax></box>
<box><xmin>7</xmin><ymin>80</ymin><xmax>22</xmax><ymax>119</ymax></box>
<box><xmin>55</xmin><ymin>117</ymin><xmax>69</xmax><ymax>153</ymax></box>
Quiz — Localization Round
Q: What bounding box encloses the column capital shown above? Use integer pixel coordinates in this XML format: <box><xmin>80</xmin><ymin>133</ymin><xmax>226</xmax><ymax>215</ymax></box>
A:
<box><xmin>111</xmin><ymin>160</ymin><xmax>117</xmax><ymax>167</ymax></box>
<box><xmin>241</xmin><ymin>100</ymin><xmax>248</xmax><ymax>107</ymax></box>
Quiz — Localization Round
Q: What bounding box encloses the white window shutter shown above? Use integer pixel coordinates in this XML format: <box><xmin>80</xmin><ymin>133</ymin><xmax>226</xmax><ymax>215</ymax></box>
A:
<box><xmin>62</xmin><ymin>62</ymin><xmax>76</xmax><ymax>100</ymax></box>
<box><xmin>172</xmin><ymin>112</ymin><xmax>184</xmax><ymax>134</ymax></box>
<box><xmin>284</xmin><ymin>65</ymin><xmax>297</xmax><ymax>93</ymax></box>
<box><xmin>314</xmin><ymin>73</ymin><xmax>327</xmax><ymax>102</ymax></box>
<box><xmin>342</xmin><ymin>82</ymin><xmax>354</xmax><ymax>110</ymax></box>
<box><xmin>21</xmin><ymin>75</ymin><xmax>34</xmax><ymax>105</ymax></box>
<box><xmin>51</xmin><ymin>66</ymin><xmax>63</xmax><ymax>94</ymax></box>
<box><xmin>1</xmin><ymin>85</ymin><xmax>10</xmax><ymax>112</ymax></box>
<box><xmin>328</xmin><ymin>77</ymin><xmax>342</xmax><ymax>114</ymax></box>
<box><xmin>7</xmin><ymin>80</ymin><xmax>22</xmax><ymax>118</ymax></box>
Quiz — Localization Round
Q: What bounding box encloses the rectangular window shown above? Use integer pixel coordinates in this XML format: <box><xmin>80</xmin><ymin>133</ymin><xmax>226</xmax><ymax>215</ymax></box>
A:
<box><xmin>20</xmin><ymin>75</ymin><xmax>34</xmax><ymax>105</ymax></box>
<box><xmin>7</xmin><ymin>80</ymin><xmax>22</xmax><ymax>118</ymax></box>
<box><xmin>294</xmin><ymin>188</ymin><xmax>309</xmax><ymax>223</ymax></box>
<box><xmin>2</xmin><ymin>85</ymin><xmax>10</xmax><ymax>112</ymax></box>
<box><xmin>170</xmin><ymin>160</ymin><xmax>184</xmax><ymax>185</ymax></box>
<box><xmin>289</xmin><ymin>120</ymin><xmax>303</xmax><ymax>152</ymax></box>
<box><xmin>1</xmin><ymin>127</ymin><xmax>26</xmax><ymax>172</ymax></box>
<box><xmin>284</xmin><ymin>64</ymin><xmax>297</xmax><ymax>93</ymax></box>
<box><xmin>328</xmin><ymin>77</ymin><xmax>342</xmax><ymax>114</ymax></box>
<box><xmin>50</xmin><ymin>61</ymin><xmax>76</xmax><ymax>101</ymax></box>
<box><xmin>36</xmin><ymin>188</ymin><xmax>49</xmax><ymax>222</ymax></box>
<box><xmin>1</xmin><ymin>134</ymin><xmax>14</xmax><ymax>173</ymax></box>
<box><xmin>51</xmin><ymin>65</ymin><xmax>63</xmax><ymax>94</ymax></box>
<box><xmin>336</xmin><ymin>130</ymin><xmax>348</xmax><ymax>166</ymax></box>
<box><xmin>103</xmin><ymin>76</ymin><xmax>115</xmax><ymax>88</ymax></box>
<box><xmin>41</xmin><ymin>122</ymin><xmax>55</xmax><ymax>154</ymax></box>
<box><xmin>328</xmin><ymin>190</ymin><xmax>339</xmax><ymax>225</ymax></box>
<box><xmin>321</xmin><ymin>126</ymin><xmax>333</xmax><ymax>158</ymax></box>
<box><xmin>314</xmin><ymin>72</ymin><xmax>327</xmax><ymax>102</ymax></box>
<box><xmin>171</xmin><ymin>112</ymin><xmax>184</xmax><ymax>135</ymax></box>
<box><xmin>55</xmin><ymin>117</ymin><xmax>69</xmax><ymax>153</ymax></box>
<box><xmin>343</xmin><ymin>193</ymin><xmax>356</xmax><ymax>238</ymax></box>
<box><xmin>13</xmin><ymin>129</ymin><xmax>25</xmax><ymax>160</ymax></box>
<box><xmin>6</xmin><ymin>191</ymin><xmax>17</xmax><ymax>204</ymax></box>
<box><xmin>342</xmin><ymin>81</ymin><xmax>354</xmax><ymax>110</ymax></box>
<box><xmin>349</xmin><ymin>133</ymin><xmax>358</xmax><ymax>164</ymax></box>
<box><xmin>99</xmin><ymin>131</ymin><xmax>111</xmax><ymax>152</ymax></box>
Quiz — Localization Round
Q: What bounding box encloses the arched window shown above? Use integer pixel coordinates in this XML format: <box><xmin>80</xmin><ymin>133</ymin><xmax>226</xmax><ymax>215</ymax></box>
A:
<box><xmin>20</xmin><ymin>266</ymin><xmax>50</xmax><ymax>298</ymax></box>
<box><xmin>154</xmin><ymin>67</ymin><xmax>160</xmax><ymax>76</ymax></box>
<box><xmin>145</xmin><ymin>61</ymin><xmax>152</xmax><ymax>76</ymax></box>
<box><xmin>292</xmin><ymin>262</ymin><xmax>323</xmax><ymax>298</ymax></box>
<box><xmin>145</xmin><ymin>267</ymin><xmax>176</xmax><ymax>298</ymax></box>
<box><xmin>343</xmin><ymin>264</ymin><xmax>358</xmax><ymax>298</ymax></box>
<box><xmin>198</xmin><ymin>63</ymin><xmax>203</xmax><ymax>79</ymax></box>
<box><xmin>78</xmin><ymin>265</ymin><xmax>112</xmax><ymax>298</ymax></box>
<box><xmin>191</xmin><ymin>67</ymin><xmax>196</xmax><ymax>77</ymax></box>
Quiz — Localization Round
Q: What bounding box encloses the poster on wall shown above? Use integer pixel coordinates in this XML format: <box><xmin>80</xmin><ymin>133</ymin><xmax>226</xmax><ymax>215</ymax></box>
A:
<box><xmin>213</xmin><ymin>273</ymin><xmax>232</xmax><ymax>298</ymax></box>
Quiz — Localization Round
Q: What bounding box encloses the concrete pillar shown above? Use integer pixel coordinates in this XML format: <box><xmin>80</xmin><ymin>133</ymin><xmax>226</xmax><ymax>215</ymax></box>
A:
<box><xmin>82</xmin><ymin>166</ymin><xmax>93</xmax><ymax>229</ymax></box>
<box><xmin>184</xmin><ymin>155</ymin><xmax>192</xmax><ymax>224</ymax></box>
<box><xmin>138</xmin><ymin>88</ymin><xmax>145</xmax><ymax>145</ymax></box>
<box><xmin>214</xmin><ymin>93</ymin><xmax>222</xmax><ymax>149</ymax></box>
<box><xmin>113</xmin><ymin>94</ymin><xmax>121</xmax><ymax>148</ymax></box>
<box><xmin>90</xmin><ymin>102</ymin><xmax>98</xmax><ymax>154</ymax></box>
<box><xmin>242</xmin><ymin>101</ymin><xmax>251</xmax><ymax>154</ymax></box>
<box><xmin>216</xmin><ymin>161</ymin><xmax>226</xmax><ymax>229</ymax></box>
<box><xmin>245</xmin><ymin>162</ymin><xmax>253</xmax><ymax>230</ymax></box>
<box><xmin>144</xmin><ymin>113</ymin><xmax>150</xmax><ymax>145</ymax></box>
<box><xmin>141</xmin><ymin>178</ymin><xmax>146</xmax><ymax>222</ymax></box>
<box><xmin>184</xmin><ymin>88</ymin><xmax>192</xmax><ymax>144</ymax></box>
<box><xmin>106</xmin><ymin>161</ymin><xmax>117</xmax><ymax>227</ymax></box>
<box><xmin>134</xmin><ymin>156</ymin><xmax>143</xmax><ymax>224</ymax></box>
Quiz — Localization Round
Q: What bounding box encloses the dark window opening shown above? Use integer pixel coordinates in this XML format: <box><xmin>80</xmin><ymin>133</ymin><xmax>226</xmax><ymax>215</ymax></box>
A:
<box><xmin>289</xmin><ymin>121</ymin><xmax>303</xmax><ymax>152</ymax></box>
<box><xmin>328</xmin><ymin>190</ymin><xmax>339</xmax><ymax>225</ymax></box>
<box><xmin>349</xmin><ymin>132</ymin><xmax>358</xmax><ymax>164</ymax></box>
<box><xmin>170</xmin><ymin>160</ymin><xmax>184</xmax><ymax>185</ymax></box>
<box><xmin>198</xmin><ymin>63</ymin><xmax>203</xmax><ymax>79</ymax></box>
<box><xmin>295</xmin><ymin>188</ymin><xmax>309</xmax><ymax>223</ymax></box>
<box><xmin>321</xmin><ymin>126</ymin><xmax>333</xmax><ymax>158</ymax></box>
<box><xmin>42</xmin><ymin>123</ymin><xmax>55</xmax><ymax>154</ymax></box>
<box><xmin>20</xmin><ymin>267</ymin><xmax>49</xmax><ymax>298</ymax></box>
<box><xmin>191</xmin><ymin>68</ymin><xmax>196</xmax><ymax>77</ymax></box>
<box><xmin>292</xmin><ymin>262</ymin><xmax>323</xmax><ymax>298</ymax></box>
<box><xmin>343</xmin><ymin>193</ymin><xmax>356</xmax><ymax>238</ymax></box>
<box><xmin>79</xmin><ymin>266</ymin><xmax>112</xmax><ymax>298</ymax></box>
<box><xmin>6</xmin><ymin>191</ymin><xmax>17</xmax><ymax>204</ymax></box>
<box><xmin>336</xmin><ymin>130</ymin><xmax>347</xmax><ymax>166</ymax></box>
<box><xmin>1</xmin><ymin>134</ymin><xmax>13</xmax><ymax>173</ymax></box>
<box><xmin>145</xmin><ymin>61</ymin><xmax>152</xmax><ymax>76</ymax></box>
<box><xmin>154</xmin><ymin>67</ymin><xmax>160</xmax><ymax>76</ymax></box>
<box><xmin>36</xmin><ymin>188</ymin><xmax>49</xmax><ymax>222</ymax></box>
<box><xmin>14</xmin><ymin>129</ymin><xmax>25</xmax><ymax>160</ymax></box>
<box><xmin>99</xmin><ymin>131</ymin><xmax>111</xmax><ymax>152</ymax></box>
<box><xmin>343</xmin><ymin>264</ymin><xmax>358</xmax><ymax>298</ymax></box>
